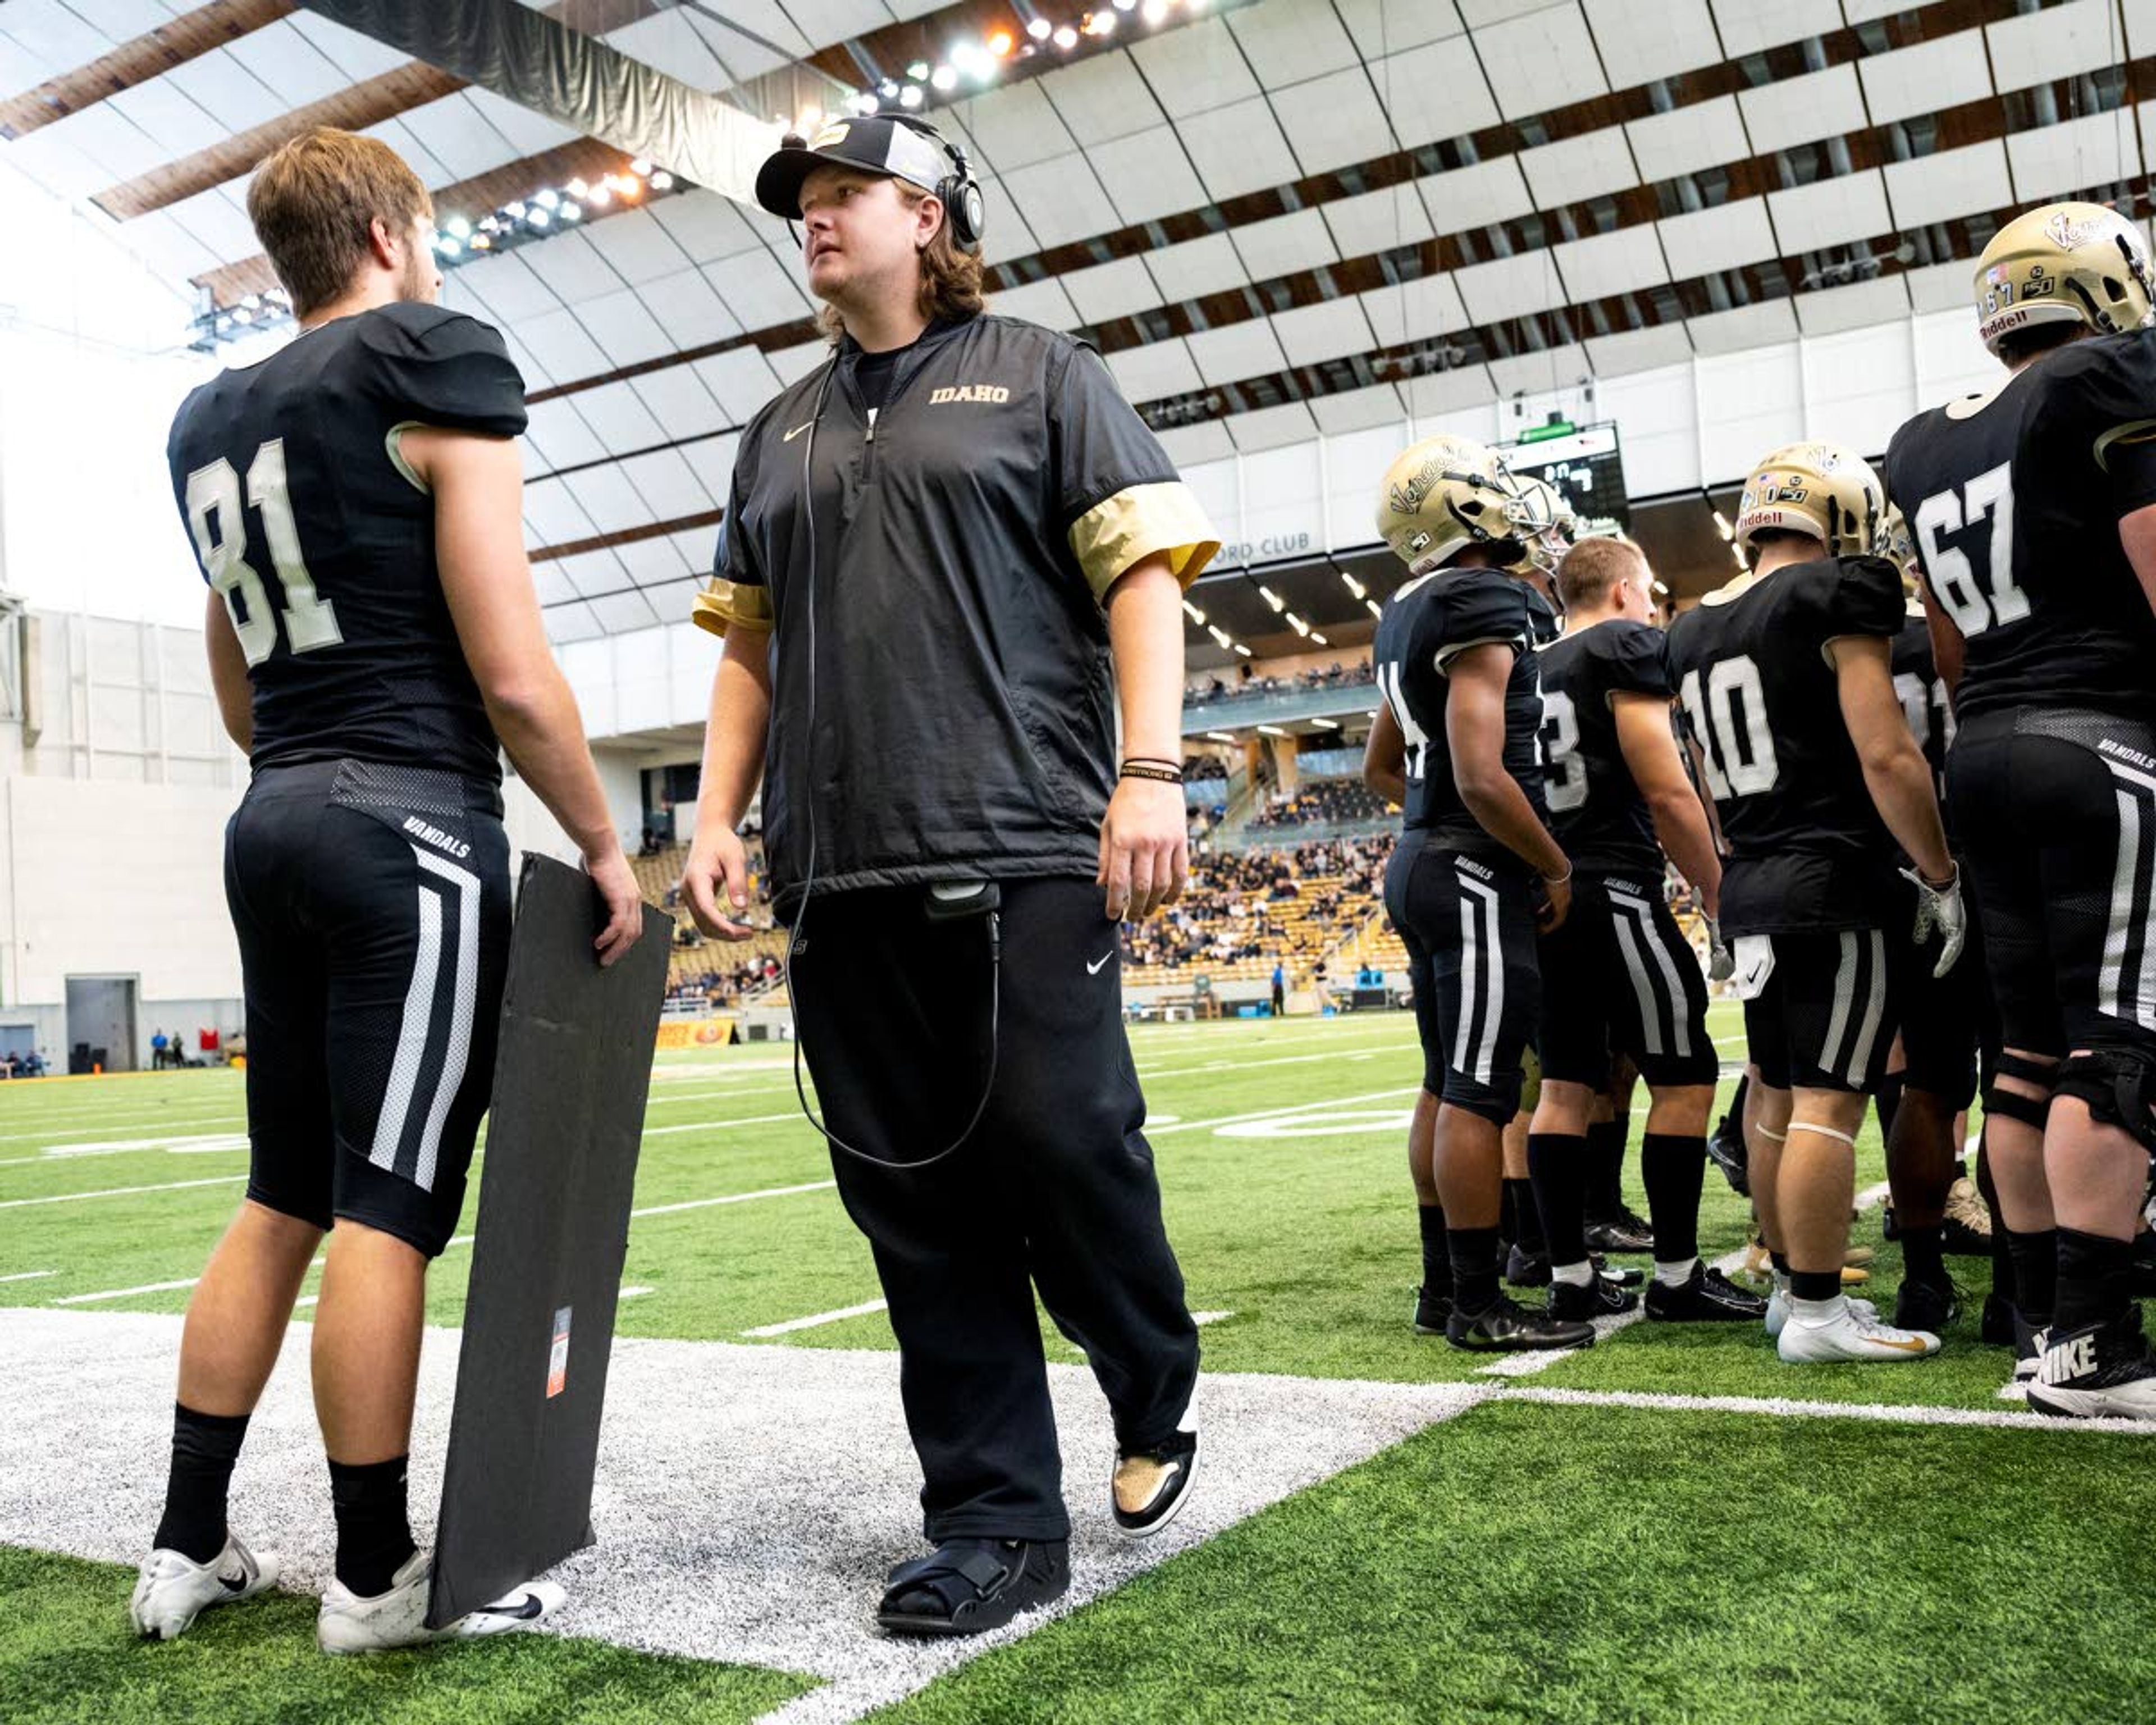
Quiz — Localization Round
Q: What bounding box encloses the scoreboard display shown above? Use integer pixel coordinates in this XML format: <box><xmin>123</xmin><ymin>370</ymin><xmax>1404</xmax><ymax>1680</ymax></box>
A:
<box><xmin>1494</xmin><ymin>420</ymin><xmax>1629</xmax><ymax>534</ymax></box>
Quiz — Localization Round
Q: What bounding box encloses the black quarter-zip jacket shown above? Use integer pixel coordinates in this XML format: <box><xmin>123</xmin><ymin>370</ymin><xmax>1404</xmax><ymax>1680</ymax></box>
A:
<box><xmin>712</xmin><ymin>312</ymin><xmax>1217</xmax><ymax>918</ymax></box>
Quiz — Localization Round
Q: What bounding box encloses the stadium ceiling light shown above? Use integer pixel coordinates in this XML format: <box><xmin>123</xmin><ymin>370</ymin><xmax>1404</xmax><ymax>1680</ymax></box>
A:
<box><xmin>1234</xmin><ymin>642</ymin><xmax>1253</xmax><ymax>656</ymax></box>
<box><xmin>1712</xmin><ymin>509</ymin><xmax>1733</xmax><ymax>540</ymax></box>
<box><xmin>1258</xmin><ymin>724</ymin><xmax>1289</xmax><ymax>736</ymax></box>
<box><xmin>630</xmin><ymin>156</ymin><xmax>654</xmax><ymax>175</ymax></box>
<box><xmin>1205</xmin><ymin>730</ymin><xmax>1237</xmax><ymax>743</ymax></box>
<box><xmin>1141</xmin><ymin>0</ymin><xmax>1170</xmax><ymax>21</ymax></box>
<box><xmin>559</xmin><ymin>200</ymin><xmax>582</xmax><ymax>221</ymax></box>
<box><xmin>1087</xmin><ymin>9</ymin><xmax>1118</xmax><ymax>31</ymax></box>
<box><xmin>1338</xmin><ymin>571</ymin><xmax>1365</xmax><ymax>598</ymax></box>
<box><xmin>880</xmin><ymin>77</ymin><xmax>901</xmax><ymax>96</ymax></box>
<box><xmin>650</xmin><ymin>169</ymin><xmax>675</xmax><ymax>190</ymax></box>
<box><xmin>1027</xmin><ymin>15</ymin><xmax>1053</xmax><ymax>38</ymax></box>
<box><xmin>1182</xmin><ymin>599</ymin><xmax>1205</xmax><ymax>623</ymax></box>
<box><xmin>567</xmin><ymin>177</ymin><xmax>590</xmax><ymax>198</ymax></box>
<box><xmin>1113</xmin><ymin>0</ymin><xmax>1138</xmax><ymax>9</ymax></box>
<box><xmin>1309</xmin><ymin>717</ymin><xmax>1339</xmax><ymax>729</ymax></box>
<box><xmin>1651</xmin><ymin>578</ymin><xmax>1670</xmax><ymax>596</ymax></box>
<box><xmin>1053</xmin><ymin>24</ymin><xmax>1080</xmax><ymax>47</ymax></box>
<box><xmin>930</xmin><ymin>63</ymin><xmax>958</xmax><ymax>90</ymax></box>
<box><xmin>1285</xmin><ymin>611</ymin><xmax>1310</xmax><ymax>636</ymax></box>
<box><xmin>535</xmin><ymin>188</ymin><xmax>560</xmax><ymax>209</ymax></box>
<box><xmin>1259</xmin><ymin>585</ymin><xmax>1285</xmax><ymax>611</ymax></box>
<box><xmin>528</xmin><ymin>206</ymin><xmax>551</xmax><ymax>226</ymax></box>
<box><xmin>1208</xmin><ymin>625</ymin><xmax>1232</xmax><ymax>649</ymax></box>
<box><xmin>1365</xmin><ymin>598</ymin><xmax>1383</xmax><ymax>618</ymax></box>
<box><xmin>989</xmin><ymin>28</ymin><xmax>1015</xmax><ymax>53</ymax></box>
<box><xmin>900</xmin><ymin>83</ymin><xmax>925</xmax><ymax>107</ymax></box>
<box><xmin>587</xmin><ymin>181</ymin><xmax>614</xmax><ymax>207</ymax></box>
<box><xmin>1308</xmin><ymin>631</ymin><xmax>1328</xmax><ymax>646</ymax></box>
<box><xmin>444</xmin><ymin>215</ymin><xmax>472</xmax><ymax>239</ymax></box>
<box><xmin>906</xmin><ymin>59</ymin><xmax>930</xmax><ymax>77</ymax></box>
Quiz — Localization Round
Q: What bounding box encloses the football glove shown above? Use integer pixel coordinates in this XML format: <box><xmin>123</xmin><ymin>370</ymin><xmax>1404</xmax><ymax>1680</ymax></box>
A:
<box><xmin>1901</xmin><ymin>862</ymin><xmax>1967</xmax><ymax>979</ymax></box>
<box><xmin>1706</xmin><ymin>916</ymin><xmax>1734</xmax><ymax>983</ymax></box>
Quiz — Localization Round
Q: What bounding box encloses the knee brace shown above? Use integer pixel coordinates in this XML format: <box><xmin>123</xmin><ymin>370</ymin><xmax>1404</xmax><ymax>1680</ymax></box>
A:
<box><xmin>2053</xmin><ymin>1044</ymin><xmax>2156</xmax><ymax>1154</ymax></box>
<box><xmin>1982</xmin><ymin>1050</ymin><xmax>2055</xmax><ymax>1131</ymax></box>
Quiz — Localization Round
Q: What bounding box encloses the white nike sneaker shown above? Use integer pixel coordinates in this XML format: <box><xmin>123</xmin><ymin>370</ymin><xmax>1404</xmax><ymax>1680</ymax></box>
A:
<box><xmin>318</xmin><ymin>1550</ymin><xmax>564</xmax><ymax>1654</ymax></box>
<box><xmin>1776</xmin><ymin>1294</ymin><xmax>1940</xmax><ymax>1362</ymax></box>
<box><xmin>130</xmin><ymin>1534</ymin><xmax>279</xmax><ymax>1640</ymax></box>
<box><xmin>1764</xmin><ymin>1279</ymin><xmax>1877</xmax><ymax>1340</ymax></box>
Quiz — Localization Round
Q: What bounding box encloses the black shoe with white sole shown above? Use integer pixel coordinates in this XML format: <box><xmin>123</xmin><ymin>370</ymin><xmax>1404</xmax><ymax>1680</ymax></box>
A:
<box><xmin>2027</xmin><ymin>1309</ymin><xmax>2156</xmax><ymax>1422</ymax></box>
<box><xmin>878</xmin><ymin>1537</ymin><xmax>1071</xmax><ymax>1636</ymax></box>
<box><xmin>1583</xmin><ymin>1208</ymin><xmax>1655</xmax><ymax>1254</ymax></box>
<box><xmin>1893</xmin><ymin>1274</ymin><xmax>1960</xmax><ymax>1336</ymax></box>
<box><xmin>1112</xmin><ymin>1430</ymin><xmax>1198</xmax><ymax>1539</ymax></box>
<box><xmin>1547</xmin><ymin>1272</ymin><xmax>1640</xmax><ymax>1322</ymax></box>
<box><xmin>1445</xmin><ymin>1294</ymin><xmax>1596</xmax><ymax>1352</ymax></box>
<box><xmin>1645</xmin><ymin>1263</ymin><xmax>1769</xmax><ymax>1323</ymax></box>
<box><xmin>1413</xmin><ymin>1284</ymin><xmax>1453</xmax><ymax>1335</ymax></box>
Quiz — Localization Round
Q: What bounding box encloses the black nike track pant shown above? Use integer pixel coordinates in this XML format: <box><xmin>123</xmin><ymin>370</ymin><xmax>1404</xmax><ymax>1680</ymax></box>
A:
<box><xmin>788</xmin><ymin>875</ymin><xmax>1199</xmax><ymax>1544</ymax></box>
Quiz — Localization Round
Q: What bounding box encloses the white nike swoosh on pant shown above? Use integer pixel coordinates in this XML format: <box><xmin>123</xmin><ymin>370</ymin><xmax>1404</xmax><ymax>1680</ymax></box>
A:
<box><xmin>1087</xmin><ymin>953</ymin><xmax>1113</xmax><ymax>975</ymax></box>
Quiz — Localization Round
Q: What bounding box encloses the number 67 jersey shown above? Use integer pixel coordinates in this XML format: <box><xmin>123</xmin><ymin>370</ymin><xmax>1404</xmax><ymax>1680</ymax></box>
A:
<box><xmin>1661</xmin><ymin>555</ymin><xmax>1907</xmax><ymax>936</ymax></box>
<box><xmin>1884</xmin><ymin>331</ymin><xmax>2156</xmax><ymax>724</ymax></box>
<box><xmin>166</xmin><ymin>303</ymin><xmax>528</xmax><ymax>784</ymax></box>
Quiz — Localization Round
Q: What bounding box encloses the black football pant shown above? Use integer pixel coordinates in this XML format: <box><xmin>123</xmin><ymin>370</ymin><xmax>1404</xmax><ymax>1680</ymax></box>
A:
<box><xmin>788</xmin><ymin>875</ymin><xmax>1199</xmax><ymax>1544</ymax></box>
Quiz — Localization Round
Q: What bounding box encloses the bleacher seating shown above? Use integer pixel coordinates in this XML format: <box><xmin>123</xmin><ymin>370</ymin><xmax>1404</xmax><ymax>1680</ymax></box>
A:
<box><xmin>632</xmin><ymin>840</ymin><xmax>792</xmax><ymax>1004</ymax></box>
<box><xmin>1120</xmin><ymin>836</ymin><xmax>1391</xmax><ymax>992</ymax></box>
<box><xmin>1248</xmin><ymin>779</ymin><xmax>1389</xmax><ymax>829</ymax></box>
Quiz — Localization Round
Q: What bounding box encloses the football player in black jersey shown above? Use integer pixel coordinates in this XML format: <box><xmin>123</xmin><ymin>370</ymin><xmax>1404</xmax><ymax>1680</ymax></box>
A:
<box><xmin>1533</xmin><ymin>535</ymin><xmax>1766</xmax><ymax>1325</ymax></box>
<box><xmin>138</xmin><ymin>128</ymin><xmax>643</xmax><ymax>1651</ymax></box>
<box><xmin>1664</xmin><ymin>442</ymin><xmax>1965</xmax><ymax>1363</ymax></box>
<box><xmin>1885</xmin><ymin>202</ymin><xmax>2156</xmax><ymax>1420</ymax></box>
<box><xmin>1365</xmin><ymin>435</ymin><xmax>1593</xmax><ymax>1353</ymax></box>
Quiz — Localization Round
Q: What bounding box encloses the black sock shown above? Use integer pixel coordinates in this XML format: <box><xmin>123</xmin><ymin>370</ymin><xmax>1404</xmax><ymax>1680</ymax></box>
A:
<box><xmin>1448</xmin><ymin>1225</ymin><xmax>1501</xmax><ymax>1315</ymax></box>
<box><xmin>2004</xmin><ymin>1226</ymin><xmax>2058</xmax><ymax>1326</ymax></box>
<box><xmin>1902</xmin><ymin>1221</ymin><xmax>1947</xmax><ymax>1288</ymax></box>
<box><xmin>1418</xmin><ymin>1202</ymin><xmax>1449</xmax><ymax>1292</ymax></box>
<box><xmin>1504</xmin><ymin>1178</ymin><xmax>1545</xmax><ymax>1254</ymax></box>
<box><xmin>1527</xmin><ymin>1133</ymin><xmax>1589</xmax><ymax>1267</ymax></box>
<box><xmin>328</xmin><ymin>1455</ymin><xmax>417</xmax><ymax>1599</ymax></box>
<box><xmin>1875</xmin><ymin>1070</ymin><xmax>1904</xmax><ymax>1146</ymax></box>
<box><xmin>1640</xmin><ymin>1133</ymin><xmax>1705</xmax><ymax>1265</ymax></box>
<box><xmin>1769</xmin><ymin>1249</ymin><xmax>1791</xmax><ymax>1279</ymax></box>
<box><xmin>152</xmin><ymin>1403</ymin><xmax>249</xmax><ymax>1564</ymax></box>
<box><xmin>1586</xmin><ymin>1119</ymin><xmax>1625</xmax><ymax>1216</ymax></box>
<box><xmin>1976</xmin><ymin>1138</ymin><xmax>2014</xmax><ymax>1302</ymax></box>
<box><xmin>2053</xmin><ymin>1228</ymin><xmax>2134</xmax><ymax>1334</ymax></box>
<box><xmin>1790</xmin><ymin>1269</ymin><xmax>1842</xmax><ymax>1302</ymax></box>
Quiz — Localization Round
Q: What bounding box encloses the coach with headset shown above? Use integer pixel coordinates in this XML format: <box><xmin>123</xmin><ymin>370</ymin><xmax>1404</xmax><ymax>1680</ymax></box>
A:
<box><xmin>679</xmin><ymin>114</ymin><xmax>1219</xmax><ymax>1635</ymax></box>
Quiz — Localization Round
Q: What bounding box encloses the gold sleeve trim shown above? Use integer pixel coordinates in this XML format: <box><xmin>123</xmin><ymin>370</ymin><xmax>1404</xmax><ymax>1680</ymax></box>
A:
<box><xmin>1068</xmin><ymin>481</ymin><xmax>1221</xmax><ymax>601</ymax></box>
<box><xmin>385</xmin><ymin>422</ymin><xmax>430</xmax><ymax>495</ymax></box>
<box><xmin>690</xmin><ymin>578</ymin><xmax>774</xmax><ymax>637</ymax></box>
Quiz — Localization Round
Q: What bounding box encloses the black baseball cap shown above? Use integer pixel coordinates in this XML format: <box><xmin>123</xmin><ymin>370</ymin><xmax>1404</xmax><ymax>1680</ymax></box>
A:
<box><xmin>754</xmin><ymin>116</ymin><xmax>951</xmax><ymax>222</ymax></box>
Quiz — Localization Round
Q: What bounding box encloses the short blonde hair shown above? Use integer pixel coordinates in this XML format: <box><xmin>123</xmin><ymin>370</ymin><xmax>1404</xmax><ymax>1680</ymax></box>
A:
<box><xmin>247</xmin><ymin>126</ymin><xmax>432</xmax><ymax>317</ymax></box>
<box><xmin>1555</xmin><ymin>536</ymin><xmax>1647</xmax><ymax>614</ymax></box>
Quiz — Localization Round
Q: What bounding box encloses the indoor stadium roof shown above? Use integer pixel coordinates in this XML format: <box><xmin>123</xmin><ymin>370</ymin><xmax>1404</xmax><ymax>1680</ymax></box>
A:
<box><xmin>2</xmin><ymin>0</ymin><xmax>2146</xmax><ymax>648</ymax></box>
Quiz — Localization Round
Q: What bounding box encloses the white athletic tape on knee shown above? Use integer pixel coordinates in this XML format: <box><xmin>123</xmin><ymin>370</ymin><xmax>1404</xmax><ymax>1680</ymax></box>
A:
<box><xmin>1755</xmin><ymin>1126</ymin><xmax>1786</xmax><ymax>1143</ymax></box>
<box><xmin>1787</xmin><ymin>1119</ymin><xmax>1857</xmax><ymax>1147</ymax></box>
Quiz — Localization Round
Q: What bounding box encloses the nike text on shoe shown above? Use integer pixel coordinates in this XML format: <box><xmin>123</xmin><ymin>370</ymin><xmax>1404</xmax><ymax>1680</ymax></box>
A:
<box><xmin>131</xmin><ymin>1534</ymin><xmax>278</xmax><ymax>1640</ymax></box>
<box><xmin>318</xmin><ymin>1550</ymin><xmax>564</xmax><ymax>1654</ymax></box>
<box><xmin>1645</xmin><ymin>1263</ymin><xmax>1770</xmax><ymax>1323</ymax></box>
<box><xmin>1445</xmin><ymin>1294</ymin><xmax>1597</xmax><ymax>1353</ymax></box>
<box><xmin>1112</xmin><ymin>1430</ymin><xmax>1198</xmax><ymax>1539</ymax></box>
<box><xmin>1775</xmin><ymin>1295</ymin><xmax>1940</xmax><ymax>1363</ymax></box>
<box><xmin>2026</xmin><ymin>1309</ymin><xmax>2156</xmax><ymax>1422</ymax></box>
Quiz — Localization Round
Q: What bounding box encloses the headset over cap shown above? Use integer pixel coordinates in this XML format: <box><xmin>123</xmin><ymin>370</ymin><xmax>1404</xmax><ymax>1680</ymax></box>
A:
<box><xmin>1733</xmin><ymin>441</ymin><xmax>1885</xmax><ymax>562</ymax></box>
<box><xmin>1374</xmin><ymin>434</ymin><xmax>1519</xmax><ymax>574</ymax></box>
<box><xmin>1974</xmin><ymin>200</ymin><xmax>2155</xmax><ymax>358</ymax></box>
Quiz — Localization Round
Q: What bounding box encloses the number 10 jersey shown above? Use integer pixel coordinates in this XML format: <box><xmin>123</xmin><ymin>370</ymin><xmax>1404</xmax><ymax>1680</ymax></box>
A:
<box><xmin>1884</xmin><ymin>330</ymin><xmax>2156</xmax><ymax>726</ymax></box>
<box><xmin>166</xmin><ymin>302</ymin><xmax>528</xmax><ymax>786</ymax></box>
<box><xmin>1661</xmin><ymin>555</ymin><xmax>1907</xmax><ymax>935</ymax></box>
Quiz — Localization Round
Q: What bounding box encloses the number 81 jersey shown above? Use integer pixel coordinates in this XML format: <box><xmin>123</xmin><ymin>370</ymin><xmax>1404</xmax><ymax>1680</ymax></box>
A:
<box><xmin>166</xmin><ymin>302</ymin><xmax>528</xmax><ymax>784</ymax></box>
<box><xmin>1661</xmin><ymin>555</ymin><xmax>1906</xmax><ymax>934</ymax></box>
<box><xmin>1884</xmin><ymin>330</ymin><xmax>2156</xmax><ymax>724</ymax></box>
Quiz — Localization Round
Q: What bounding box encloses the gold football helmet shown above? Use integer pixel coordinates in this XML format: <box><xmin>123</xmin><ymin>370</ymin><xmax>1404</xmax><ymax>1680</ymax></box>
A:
<box><xmin>1733</xmin><ymin>441</ymin><xmax>1885</xmax><ymax>561</ymax></box>
<box><xmin>1878</xmin><ymin>504</ymin><xmax>1920</xmax><ymax>598</ymax></box>
<box><xmin>1500</xmin><ymin>472</ymin><xmax>1580</xmax><ymax>577</ymax></box>
<box><xmin>1974</xmin><ymin>200</ymin><xmax>2155</xmax><ymax>358</ymax></box>
<box><xmin>1374</xmin><ymin>434</ymin><xmax>1518</xmax><ymax>573</ymax></box>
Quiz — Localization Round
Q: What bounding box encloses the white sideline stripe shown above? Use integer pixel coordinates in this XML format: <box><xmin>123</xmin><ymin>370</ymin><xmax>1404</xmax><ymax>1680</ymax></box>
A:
<box><xmin>1150</xmin><ymin>1085</ymin><xmax>1423</xmax><ymax>1134</ymax></box>
<box><xmin>621</xmin><ymin>1285</ymin><xmax>654</xmax><ymax>1299</ymax></box>
<box><xmin>0</xmin><ymin>1175</ymin><xmax>244</xmax><ymax>1209</ymax></box>
<box><xmin>0</xmin><ymin>1270</ymin><xmax>56</xmax><ymax>1284</ymax></box>
<box><xmin>1488</xmin><ymin>1384</ymin><xmax>2156</xmax><ymax>1436</ymax></box>
<box><xmin>1137</xmin><ymin>1043</ymin><xmax>1419</xmax><ymax>1081</ymax></box>
<box><xmin>642</xmin><ymin>1111</ymin><xmax>814</xmax><ymax>1137</ymax></box>
<box><xmin>55</xmin><ymin>1279</ymin><xmax>200</xmax><ymax>1304</ymax></box>
<box><xmin>1193</xmin><ymin>1309</ymin><xmax>1234</xmax><ymax>1325</ymax></box>
<box><xmin>743</xmin><ymin>1299</ymin><xmax>889</xmax><ymax>1338</ymax></box>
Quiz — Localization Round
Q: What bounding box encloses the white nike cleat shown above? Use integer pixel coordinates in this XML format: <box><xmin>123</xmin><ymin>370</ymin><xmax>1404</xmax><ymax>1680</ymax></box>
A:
<box><xmin>1764</xmin><ymin>1280</ymin><xmax>1876</xmax><ymax>1340</ymax></box>
<box><xmin>130</xmin><ymin>1534</ymin><xmax>279</xmax><ymax>1640</ymax></box>
<box><xmin>1776</xmin><ymin>1294</ymin><xmax>1940</xmax><ymax>1362</ymax></box>
<box><xmin>318</xmin><ymin>1550</ymin><xmax>564</xmax><ymax>1654</ymax></box>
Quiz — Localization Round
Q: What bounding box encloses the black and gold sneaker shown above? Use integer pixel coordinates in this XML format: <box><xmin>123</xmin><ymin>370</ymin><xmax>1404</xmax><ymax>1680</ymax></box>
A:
<box><xmin>1112</xmin><ymin>1430</ymin><xmax>1198</xmax><ymax>1539</ymax></box>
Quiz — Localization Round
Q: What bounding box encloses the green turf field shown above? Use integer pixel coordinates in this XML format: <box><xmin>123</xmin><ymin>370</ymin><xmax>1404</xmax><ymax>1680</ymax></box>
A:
<box><xmin>4</xmin><ymin>1007</ymin><xmax>2149</xmax><ymax>1724</ymax></box>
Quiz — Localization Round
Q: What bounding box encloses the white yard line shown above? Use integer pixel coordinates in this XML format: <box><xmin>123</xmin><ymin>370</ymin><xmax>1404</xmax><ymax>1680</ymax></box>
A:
<box><xmin>1136</xmin><ymin>1044</ymin><xmax>1419</xmax><ymax>1081</ymax></box>
<box><xmin>0</xmin><ymin>1175</ymin><xmax>245</xmax><ymax>1210</ymax></box>
<box><xmin>743</xmin><ymin>1299</ymin><xmax>890</xmax><ymax>1338</ymax></box>
<box><xmin>1149</xmin><ymin>1086</ymin><xmax>1423</xmax><ymax>1135</ymax></box>
<box><xmin>1487</xmin><ymin>1384</ymin><xmax>2156</xmax><ymax>1436</ymax></box>
<box><xmin>54</xmin><ymin>1278</ymin><xmax>202</xmax><ymax>1305</ymax></box>
<box><xmin>0</xmin><ymin>1270</ymin><xmax>56</xmax><ymax>1284</ymax></box>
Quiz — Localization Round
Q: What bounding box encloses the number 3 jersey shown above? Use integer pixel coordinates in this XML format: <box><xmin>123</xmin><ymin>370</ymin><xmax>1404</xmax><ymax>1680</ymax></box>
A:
<box><xmin>1373</xmin><ymin>565</ymin><xmax>1554</xmax><ymax>857</ymax></box>
<box><xmin>1534</xmin><ymin>618</ymin><xmax>1669</xmax><ymax>878</ymax></box>
<box><xmin>1661</xmin><ymin>555</ymin><xmax>1906</xmax><ymax>934</ymax></box>
<box><xmin>166</xmin><ymin>302</ymin><xmax>528</xmax><ymax>786</ymax></box>
<box><xmin>1884</xmin><ymin>330</ymin><xmax>2156</xmax><ymax>725</ymax></box>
